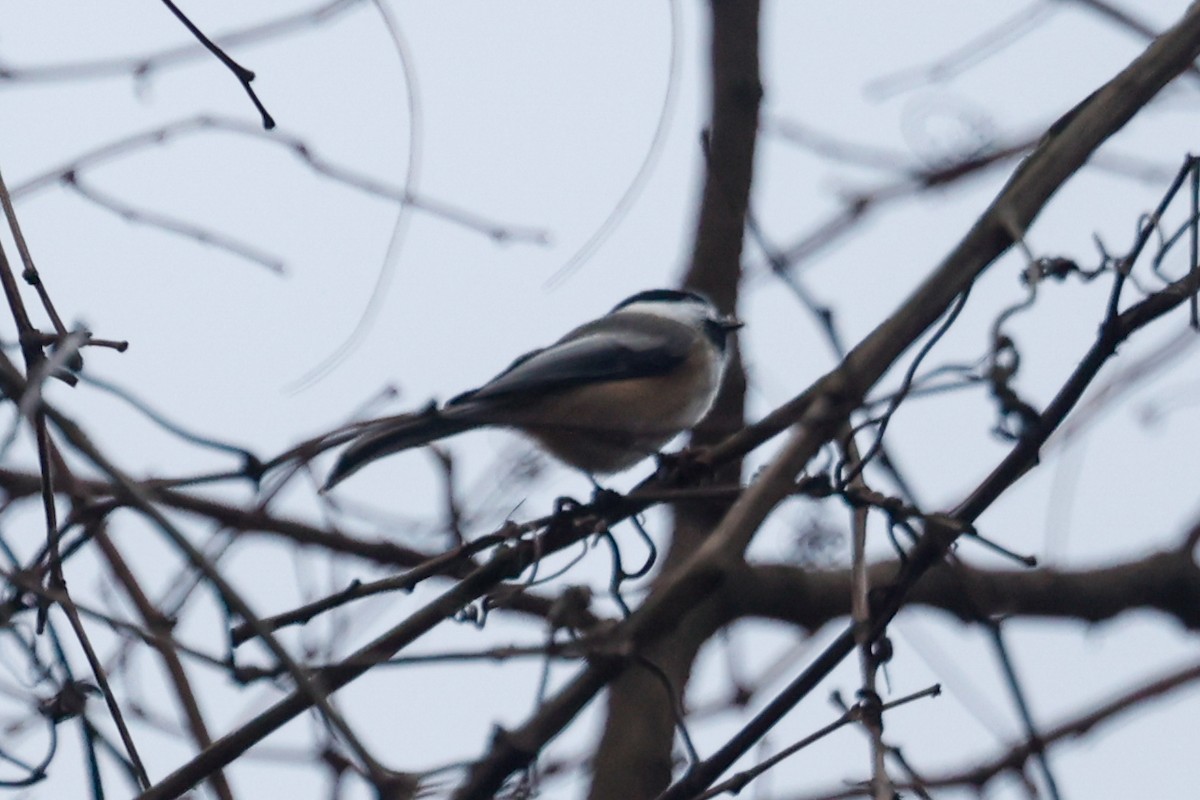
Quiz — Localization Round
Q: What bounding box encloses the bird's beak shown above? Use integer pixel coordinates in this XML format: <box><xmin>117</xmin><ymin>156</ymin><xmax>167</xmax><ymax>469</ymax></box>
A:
<box><xmin>719</xmin><ymin>316</ymin><xmax>744</xmax><ymax>332</ymax></box>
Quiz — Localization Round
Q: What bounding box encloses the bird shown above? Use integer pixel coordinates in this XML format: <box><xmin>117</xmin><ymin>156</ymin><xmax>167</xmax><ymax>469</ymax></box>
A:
<box><xmin>323</xmin><ymin>288</ymin><xmax>741</xmax><ymax>490</ymax></box>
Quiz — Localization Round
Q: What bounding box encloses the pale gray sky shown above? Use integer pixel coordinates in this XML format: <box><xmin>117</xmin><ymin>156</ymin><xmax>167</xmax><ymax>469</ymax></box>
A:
<box><xmin>3</xmin><ymin>2</ymin><xmax>1199</xmax><ymax>798</ymax></box>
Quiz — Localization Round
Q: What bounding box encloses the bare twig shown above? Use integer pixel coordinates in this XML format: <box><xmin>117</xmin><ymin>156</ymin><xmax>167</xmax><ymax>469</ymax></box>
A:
<box><xmin>694</xmin><ymin>685</ymin><xmax>941</xmax><ymax>800</ymax></box>
<box><xmin>63</xmin><ymin>170</ymin><xmax>286</xmax><ymax>273</ymax></box>
<box><xmin>0</xmin><ymin>1</ymin><xmax>362</xmax><ymax>84</ymax></box>
<box><xmin>156</xmin><ymin>0</ymin><xmax>275</xmax><ymax>128</ymax></box>
<box><xmin>793</xmin><ymin>660</ymin><xmax>1200</xmax><ymax>799</ymax></box>
<box><xmin>12</xmin><ymin>115</ymin><xmax>549</xmax><ymax>244</ymax></box>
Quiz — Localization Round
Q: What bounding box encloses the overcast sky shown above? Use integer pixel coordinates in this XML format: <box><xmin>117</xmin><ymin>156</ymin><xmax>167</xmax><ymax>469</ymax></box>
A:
<box><xmin>3</xmin><ymin>2</ymin><xmax>1200</xmax><ymax>798</ymax></box>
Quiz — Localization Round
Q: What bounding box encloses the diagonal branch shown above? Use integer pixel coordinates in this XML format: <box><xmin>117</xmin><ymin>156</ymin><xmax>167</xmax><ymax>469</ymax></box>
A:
<box><xmin>447</xmin><ymin>5</ymin><xmax>1200</xmax><ymax>798</ymax></box>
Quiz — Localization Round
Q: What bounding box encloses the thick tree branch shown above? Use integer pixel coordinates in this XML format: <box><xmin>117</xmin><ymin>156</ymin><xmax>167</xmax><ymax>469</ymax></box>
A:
<box><xmin>457</xmin><ymin>8</ymin><xmax>1200</xmax><ymax>796</ymax></box>
<box><xmin>733</xmin><ymin>539</ymin><xmax>1200</xmax><ymax>631</ymax></box>
<box><xmin>588</xmin><ymin>0</ymin><xmax>760</xmax><ymax>797</ymax></box>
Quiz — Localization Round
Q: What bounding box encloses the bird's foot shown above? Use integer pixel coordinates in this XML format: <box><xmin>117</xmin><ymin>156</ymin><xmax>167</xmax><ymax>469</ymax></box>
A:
<box><xmin>654</xmin><ymin>447</ymin><xmax>716</xmax><ymax>486</ymax></box>
<box><xmin>589</xmin><ymin>485</ymin><xmax>624</xmax><ymax>516</ymax></box>
<box><xmin>552</xmin><ymin>485</ymin><xmax>624</xmax><ymax>521</ymax></box>
<box><xmin>552</xmin><ymin>495</ymin><xmax>586</xmax><ymax>519</ymax></box>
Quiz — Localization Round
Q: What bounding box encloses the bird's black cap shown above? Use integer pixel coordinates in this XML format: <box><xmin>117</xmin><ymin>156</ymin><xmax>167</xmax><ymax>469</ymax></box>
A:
<box><xmin>610</xmin><ymin>288</ymin><xmax>712</xmax><ymax>312</ymax></box>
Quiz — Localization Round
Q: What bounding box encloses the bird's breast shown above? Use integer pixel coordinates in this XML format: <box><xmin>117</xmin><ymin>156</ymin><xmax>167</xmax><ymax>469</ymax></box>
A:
<box><xmin>503</xmin><ymin>340</ymin><xmax>724</xmax><ymax>473</ymax></box>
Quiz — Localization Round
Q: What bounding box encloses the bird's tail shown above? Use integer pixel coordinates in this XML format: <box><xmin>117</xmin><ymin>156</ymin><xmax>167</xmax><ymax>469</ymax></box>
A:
<box><xmin>323</xmin><ymin>408</ymin><xmax>478</xmax><ymax>490</ymax></box>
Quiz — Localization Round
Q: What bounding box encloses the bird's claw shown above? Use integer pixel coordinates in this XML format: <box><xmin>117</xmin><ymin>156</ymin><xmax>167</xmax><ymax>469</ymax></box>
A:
<box><xmin>552</xmin><ymin>495</ymin><xmax>586</xmax><ymax>518</ymax></box>
<box><xmin>589</xmin><ymin>486</ymin><xmax>623</xmax><ymax>516</ymax></box>
<box><xmin>552</xmin><ymin>486</ymin><xmax>624</xmax><ymax>521</ymax></box>
<box><xmin>654</xmin><ymin>447</ymin><xmax>716</xmax><ymax>485</ymax></box>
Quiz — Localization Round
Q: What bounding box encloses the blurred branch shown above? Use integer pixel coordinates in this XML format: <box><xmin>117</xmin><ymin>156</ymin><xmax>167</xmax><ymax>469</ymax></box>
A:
<box><xmin>763</xmin><ymin>117</ymin><xmax>910</xmax><ymax>172</ymax></box>
<box><xmin>0</xmin><ymin>467</ymin><xmax>423</xmax><ymax>567</ymax></box>
<box><xmin>794</xmin><ymin>658</ymin><xmax>1200</xmax><ymax>799</ymax></box>
<box><xmin>12</xmin><ymin>115</ymin><xmax>548</xmax><ymax>245</ymax></box>
<box><xmin>733</xmin><ymin>525</ymin><xmax>1200</xmax><ymax>633</ymax></box>
<box><xmin>63</xmin><ymin>169</ymin><xmax>287</xmax><ymax>273</ymax></box>
<box><xmin>0</xmin><ymin>0</ymin><xmax>362</xmax><ymax>83</ymax></box>
<box><xmin>281</xmin><ymin>0</ymin><xmax>422</xmax><ymax>394</ymax></box>
<box><xmin>587</xmin><ymin>0</ymin><xmax>760</xmax><ymax>795</ymax></box>
<box><xmin>985</xmin><ymin>623</ymin><xmax>1062</xmax><ymax>799</ymax></box>
<box><xmin>1065</xmin><ymin>0</ymin><xmax>1200</xmax><ymax>83</ymax></box>
<box><xmin>458</xmin><ymin>10</ymin><xmax>1200</xmax><ymax>791</ymax></box>
<box><xmin>86</xmin><ymin>517</ymin><xmax>234</xmax><ymax>800</ymax></box>
<box><xmin>1</xmin><ymin>2</ymin><xmax>1198</xmax><ymax>797</ymax></box>
<box><xmin>865</xmin><ymin>2</ymin><xmax>1055</xmax><ymax>99</ymax></box>
<box><xmin>657</xmin><ymin>6</ymin><xmax>1200</xmax><ymax>797</ymax></box>
<box><xmin>543</xmin><ymin>0</ymin><xmax>681</xmax><ymax>287</ymax></box>
<box><xmin>764</xmin><ymin>129</ymin><xmax>1178</xmax><ymax>279</ymax></box>
<box><xmin>842</xmin><ymin>437</ymin><xmax>892</xmax><ymax>800</ymax></box>
<box><xmin>712</xmin><ymin>11</ymin><xmax>1200</xmax><ymax>467</ymax></box>
<box><xmin>0</xmin><ymin>167</ymin><xmax>69</xmax><ymax>339</ymax></box>
<box><xmin>696</xmin><ymin>686</ymin><xmax>942</xmax><ymax>800</ymax></box>
<box><xmin>772</xmin><ymin>136</ymin><xmax>1033</xmax><ymax>273</ymax></box>
<box><xmin>672</xmin><ymin>210</ymin><xmax>1200</xmax><ymax>799</ymax></box>
<box><xmin>0</xmin><ymin>352</ymin><xmax>398</xmax><ymax>789</ymax></box>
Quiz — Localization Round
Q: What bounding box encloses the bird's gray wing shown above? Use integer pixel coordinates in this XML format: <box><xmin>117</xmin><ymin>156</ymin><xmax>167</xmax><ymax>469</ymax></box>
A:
<box><xmin>449</xmin><ymin>320</ymin><xmax>691</xmax><ymax>406</ymax></box>
<box><xmin>325</xmin><ymin>316</ymin><xmax>694</xmax><ymax>489</ymax></box>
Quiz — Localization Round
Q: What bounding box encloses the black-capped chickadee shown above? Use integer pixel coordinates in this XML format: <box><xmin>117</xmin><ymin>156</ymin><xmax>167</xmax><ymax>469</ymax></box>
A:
<box><xmin>323</xmin><ymin>289</ymin><xmax>741</xmax><ymax>490</ymax></box>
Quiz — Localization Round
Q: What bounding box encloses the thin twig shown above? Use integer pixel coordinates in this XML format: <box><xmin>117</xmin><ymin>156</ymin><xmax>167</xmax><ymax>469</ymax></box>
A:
<box><xmin>156</xmin><ymin>0</ymin><xmax>275</xmax><ymax>128</ymax></box>
<box><xmin>63</xmin><ymin>170</ymin><xmax>286</xmax><ymax>273</ymax></box>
